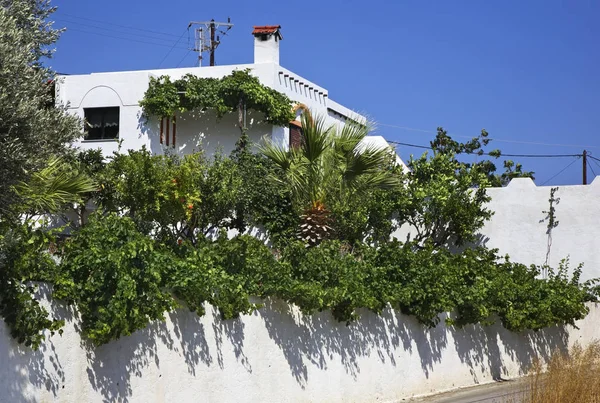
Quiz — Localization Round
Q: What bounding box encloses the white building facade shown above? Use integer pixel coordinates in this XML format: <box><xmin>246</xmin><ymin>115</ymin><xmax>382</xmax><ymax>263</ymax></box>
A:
<box><xmin>56</xmin><ymin>25</ymin><xmax>402</xmax><ymax>163</ymax></box>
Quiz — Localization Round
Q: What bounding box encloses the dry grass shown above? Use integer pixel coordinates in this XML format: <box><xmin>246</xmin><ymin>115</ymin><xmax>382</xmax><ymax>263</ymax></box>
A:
<box><xmin>509</xmin><ymin>341</ymin><xmax>600</xmax><ymax>403</ymax></box>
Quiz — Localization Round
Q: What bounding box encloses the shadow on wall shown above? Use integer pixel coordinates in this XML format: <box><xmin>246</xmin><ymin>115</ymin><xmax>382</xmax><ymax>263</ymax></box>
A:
<box><xmin>0</xmin><ymin>325</ymin><xmax>65</xmax><ymax>403</ymax></box>
<box><xmin>257</xmin><ymin>299</ymin><xmax>568</xmax><ymax>388</ymax></box>
<box><xmin>0</xmin><ymin>293</ymin><xmax>570</xmax><ymax>402</ymax></box>
<box><xmin>450</xmin><ymin>320</ymin><xmax>568</xmax><ymax>383</ymax></box>
<box><xmin>0</xmin><ymin>284</ymin><xmax>66</xmax><ymax>403</ymax></box>
<box><xmin>79</xmin><ymin>306</ymin><xmax>253</xmax><ymax>403</ymax></box>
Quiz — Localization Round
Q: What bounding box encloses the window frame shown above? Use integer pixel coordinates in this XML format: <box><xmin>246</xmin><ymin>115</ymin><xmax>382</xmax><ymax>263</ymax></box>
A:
<box><xmin>83</xmin><ymin>106</ymin><xmax>120</xmax><ymax>142</ymax></box>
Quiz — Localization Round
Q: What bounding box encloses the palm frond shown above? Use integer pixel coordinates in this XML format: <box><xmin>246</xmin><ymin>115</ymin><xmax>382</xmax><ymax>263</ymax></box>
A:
<box><xmin>343</xmin><ymin>142</ymin><xmax>397</xmax><ymax>186</ymax></box>
<box><xmin>334</xmin><ymin>120</ymin><xmax>370</xmax><ymax>157</ymax></box>
<box><xmin>301</xmin><ymin>113</ymin><xmax>334</xmax><ymax>163</ymax></box>
<box><xmin>259</xmin><ymin>141</ymin><xmax>293</xmax><ymax>170</ymax></box>
<box><xmin>13</xmin><ymin>157</ymin><xmax>97</xmax><ymax>214</ymax></box>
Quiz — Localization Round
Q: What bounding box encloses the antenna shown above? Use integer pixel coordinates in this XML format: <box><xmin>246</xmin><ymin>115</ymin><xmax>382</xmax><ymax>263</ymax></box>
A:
<box><xmin>188</xmin><ymin>18</ymin><xmax>233</xmax><ymax>67</ymax></box>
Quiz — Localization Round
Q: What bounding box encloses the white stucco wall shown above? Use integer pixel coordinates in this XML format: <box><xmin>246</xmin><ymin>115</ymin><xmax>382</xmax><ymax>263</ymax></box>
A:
<box><xmin>2</xmin><ymin>178</ymin><xmax>600</xmax><ymax>402</ymax></box>
<box><xmin>482</xmin><ymin>177</ymin><xmax>600</xmax><ymax>280</ymax></box>
<box><xmin>1</xmin><ymin>289</ymin><xmax>598</xmax><ymax>403</ymax></box>
<box><xmin>155</xmin><ymin>110</ymin><xmax>272</xmax><ymax>157</ymax></box>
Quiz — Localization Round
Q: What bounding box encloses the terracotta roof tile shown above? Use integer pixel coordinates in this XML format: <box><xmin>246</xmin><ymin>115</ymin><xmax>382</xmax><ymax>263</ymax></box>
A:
<box><xmin>252</xmin><ymin>25</ymin><xmax>281</xmax><ymax>35</ymax></box>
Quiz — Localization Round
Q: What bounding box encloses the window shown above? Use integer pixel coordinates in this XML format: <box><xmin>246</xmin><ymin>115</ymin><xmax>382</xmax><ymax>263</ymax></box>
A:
<box><xmin>84</xmin><ymin>107</ymin><xmax>119</xmax><ymax>140</ymax></box>
<box><xmin>289</xmin><ymin>122</ymin><xmax>303</xmax><ymax>149</ymax></box>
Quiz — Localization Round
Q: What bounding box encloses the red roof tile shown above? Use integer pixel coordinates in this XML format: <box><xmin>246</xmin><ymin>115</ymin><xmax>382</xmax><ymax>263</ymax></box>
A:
<box><xmin>252</xmin><ymin>25</ymin><xmax>281</xmax><ymax>35</ymax></box>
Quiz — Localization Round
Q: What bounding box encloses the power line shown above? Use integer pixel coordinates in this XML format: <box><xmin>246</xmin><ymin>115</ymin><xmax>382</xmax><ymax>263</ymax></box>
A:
<box><xmin>378</xmin><ymin>123</ymin><xmax>600</xmax><ymax>149</ymax></box>
<box><xmin>158</xmin><ymin>28</ymin><xmax>189</xmax><ymax>68</ymax></box>
<box><xmin>64</xmin><ymin>28</ymin><xmax>189</xmax><ymax>50</ymax></box>
<box><xmin>387</xmin><ymin>141</ymin><xmax>430</xmax><ymax>150</ymax></box>
<box><xmin>386</xmin><ymin>140</ymin><xmax>581</xmax><ymax>158</ymax></box>
<box><xmin>540</xmin><ymin>157</ymin><xmax>581</xmax><ymax>186</ymax></box>
<box><xmin>588</xmin><ymin>154</ymin><xmax>600</xmax><ymax>164</ymax></box>
<box><xmin>589</xmin><ymin>161</ymin><xmax>597</xmax><ymax>177</ymax></box>
<box><xmin>55</xmin><ymin>18</ymin><xmax>182</xmax><ymax>44</ymax></box>
<box><xmin>57</xmin><ymin>13</ymin><xmax>183</xmax><ymax>38</ymax></box>
<box><xmin>175</xmin><ymin>50</ymin><xmax>193</xmax><ymax>68</ymax></box>
<box><xmin>589</xmin><ymin>155</ymin><xmax>600</xmax><ymax>176</ymax></box>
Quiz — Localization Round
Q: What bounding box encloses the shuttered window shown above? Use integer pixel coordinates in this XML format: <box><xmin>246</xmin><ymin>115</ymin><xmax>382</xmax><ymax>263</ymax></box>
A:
<box><xmin>289</xmin><ymin>122</ymin><xmax>302</xmax><ymax>149</ymax></box>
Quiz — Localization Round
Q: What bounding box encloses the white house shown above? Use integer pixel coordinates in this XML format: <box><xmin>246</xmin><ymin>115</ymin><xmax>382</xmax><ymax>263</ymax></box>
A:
<box><xmin>56</xmin><ymin>24</ymin><xmax>404</xmax><ymax>166</ymax></box>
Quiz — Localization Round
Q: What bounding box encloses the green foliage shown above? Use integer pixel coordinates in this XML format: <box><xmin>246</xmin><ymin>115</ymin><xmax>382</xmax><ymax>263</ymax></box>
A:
<box><xmin>53</xmin><ymin>213</ymin><xmax>176</xmax><ymax>346</ymax></box>
<box><xmin>96</xmin><ymin>147</ymin><xmax>241</xmax><ymax>244</ymax></box>
<box><xmin>2</xmin><ymin>0</ymin><xmax>592</xmax><ymax>354</ymax></box>
<box><xmin>169</xmin><ymin>234</ymin><xmax>279</xmax><ymax>320</ymax></box>
<box><xmin>543</xmin><ymin>187</ymin><xmax>560</xmax><ymax>233</ymax></box>
<box><xmin>277</xmin><ymin>241</ymin><xmax>382</xmax><ymax>322</ymax></box>
<box><xmin>13</xmin><ymin>157</ymin><xmax>96</xmax><ymax>216</ymax></box>
<box><xmin>230</xmin><ymin>134</ymin><xmax>298</xmax><ymax>246</ymax></box>
<box><xmin>5</xmin><ymin>125</ymin><xmax>596</xmax><ymax>350</ymax></box>
<box><xmin>0</xmin><ymin>1</ymin><xmax>81</xmax><ymax>215</ymax></box>
<box><xmin>399</xmin><ymin>151</ymin><xmax>493</xmax><ymax>247</ymax></box>
<box><xmin>139</xmin><ymin>70</ymin><xmax>295</xmax><ymax>127</ymax></box>
<box><xmin>430</xmin><ymin>127</ymin><xmax>535</xmax><ymax>187</ymax></box>
<box><xmin>261</xmin><ymin>113</ymin><xmax>399</xmax><ymax>244</ymax></box>
<box><xmin>0</xmin><ymin>0</ymin><xmax>95</xmax><ymax>349</ymax></box>
<box><xmin>0</xmin><ymin>221</ymin><xmax>63</xmax><ymax>348</ymax></box>
<box><xmin>263</xmin><ymin>114</ymin><xmax>398</xmax><ymax>210</ymax></box>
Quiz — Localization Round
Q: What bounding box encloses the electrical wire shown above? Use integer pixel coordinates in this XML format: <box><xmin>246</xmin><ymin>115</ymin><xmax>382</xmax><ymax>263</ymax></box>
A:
<box><xmin>378</xmin><ymin>123</ymin><xmax>600</xmax><ymax>149</ymax></box>
<box><xmin>386</xmin><ymin>140</ymin><xmax>581</xmax><ymax>158</ymax></box>
<box><xmin>54</xmin><ymin>18</ymin><xmax>181</xmax><ymax>44</ymax></box>
<box><xmin>175</xmin><ymin>50</ymin><xmax>193</xmax><ymax>68</ymax></box>
<box><xmin>589</xmin><ymin>155</ymin><xmax>600</xmax><ymax>175</ymax></box>
<box><xmin>158</xmin><ymin>28</ymin><xmax>189</xmax><ymax>68</ymax></box>
<box><xmin>57</xmin><ymin>13</ymin><xmax>183</xmax><ymax>38</ymax></box>
<box><xmin>588</xmin><ymin>154</ymin><xmax>600</xmax><ymax>164</ymax></box>
<box><xmin>64</xmin><ymin>28</ymin><xmax>189</xmax><ymax>50</ymax></box>
<box><xmin>589</xmin><ymin>161</ymin><xmax>597</xmax><ymax>178</ymax></box>
<box><xmin>540</xmin><ymin>157</ymin><xmax>581</xmax><ymax>186</ymax></box>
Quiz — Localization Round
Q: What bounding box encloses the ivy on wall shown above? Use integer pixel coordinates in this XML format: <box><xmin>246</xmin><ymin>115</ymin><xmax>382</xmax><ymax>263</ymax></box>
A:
<box><xmin>139</xmin><ymin>69</ymin><xmax>295</xmax><ymax>128</ymax></box>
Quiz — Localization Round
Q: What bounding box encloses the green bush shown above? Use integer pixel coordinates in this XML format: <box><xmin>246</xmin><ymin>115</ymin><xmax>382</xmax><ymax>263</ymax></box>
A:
<box><xmin>54</xmin><ymin>213</ymin><xmax>176</xmax><ymax>346</ymax></box>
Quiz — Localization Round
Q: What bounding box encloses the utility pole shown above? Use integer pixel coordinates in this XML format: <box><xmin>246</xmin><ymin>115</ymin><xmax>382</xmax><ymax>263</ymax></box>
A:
<box><xmin>188</xmin><ymin>18</ymin><xmax>233</xmax><ymax>67</ymax></box>
<box><xmin>583</xmin><ymin>149</ymin><xmax>588</xmax><ymax>185</ymax></box>
<box><xmin>209</xmin><ymin>20</ymin><xmax>216</xmax><ymax>66</ymax></box>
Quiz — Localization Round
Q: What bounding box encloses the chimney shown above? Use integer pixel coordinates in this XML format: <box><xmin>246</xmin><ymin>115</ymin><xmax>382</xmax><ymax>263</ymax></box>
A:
<box><xmin>252</xmin><ymin>25</ymin><xmax>282</xmax><ymax>64</ymax></box>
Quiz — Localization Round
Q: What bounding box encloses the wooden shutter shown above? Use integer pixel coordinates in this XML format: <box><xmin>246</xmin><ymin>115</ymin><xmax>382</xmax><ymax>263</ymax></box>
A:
<box><xmin>289</xmin><ymin>122</ymin><xmax>302</xmax><ymax>149</ymax></box>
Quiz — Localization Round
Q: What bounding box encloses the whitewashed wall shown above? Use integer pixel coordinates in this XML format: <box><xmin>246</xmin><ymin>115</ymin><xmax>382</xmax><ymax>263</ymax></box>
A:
<box><xmin>482</xmin><ymin>177</ymin><xmax>600</xmax><ymax>281</ymax></box>
<box><xmin>57</xmin><ymin>63</ymin><xmax>376</xmax><ymax>159</ymax></box>
<box><xmin>1</xmin><ymin>178</ymin><xmax>599</xmax><ymax>402</ymax></box>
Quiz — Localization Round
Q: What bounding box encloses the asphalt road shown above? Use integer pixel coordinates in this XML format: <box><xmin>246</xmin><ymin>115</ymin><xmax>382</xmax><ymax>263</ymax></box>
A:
<box><xmin>410</xmin><ymin>380</ymin><xmax>528</xmax><ymax>403</ymax></box>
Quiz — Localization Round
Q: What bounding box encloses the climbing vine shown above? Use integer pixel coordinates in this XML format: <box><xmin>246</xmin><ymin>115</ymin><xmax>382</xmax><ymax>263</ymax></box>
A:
<box><xmin>542</xmin><ymin>186</ymin><xmax>560</xmax><ymax>270</ymax></box>
<box><xmin>139</xmin><ymin>69</ymin><xmax>295</xmax><ymax>128</ymax></box>
<box><xmin>3</xmin><ymin>143</ymin><xmax>596</xmax><ymax>348</ymax></box>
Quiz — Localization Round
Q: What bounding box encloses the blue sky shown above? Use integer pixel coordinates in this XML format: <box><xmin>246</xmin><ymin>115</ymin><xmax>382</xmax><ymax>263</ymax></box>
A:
<box><xmin>50</xmin><ymin>0</ymin><xmax>600</xmax><ymax>185</ymax></box>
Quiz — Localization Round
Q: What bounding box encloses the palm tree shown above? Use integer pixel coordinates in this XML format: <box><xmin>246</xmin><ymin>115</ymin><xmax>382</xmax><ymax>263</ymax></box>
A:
<box><xmin>261</xmin><ymin>112</ymin><xmax>398</xmax><ymax>246</ymax></box>
<box><xmin>12</xmin><ymin>157</ymin><xmax>96</xmax><ymax>218</ymax></box>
